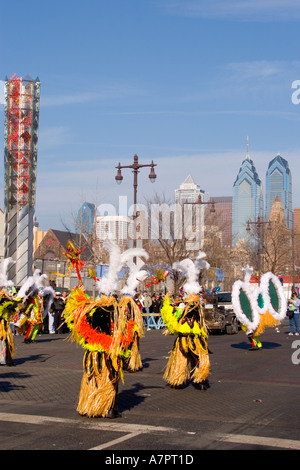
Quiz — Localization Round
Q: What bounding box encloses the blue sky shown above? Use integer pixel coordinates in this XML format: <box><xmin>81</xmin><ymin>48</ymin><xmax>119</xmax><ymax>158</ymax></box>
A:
<box><xmin>1</xmin><ymin>0</ymin><xmax>300</xmax><ymax>231</ymax></box>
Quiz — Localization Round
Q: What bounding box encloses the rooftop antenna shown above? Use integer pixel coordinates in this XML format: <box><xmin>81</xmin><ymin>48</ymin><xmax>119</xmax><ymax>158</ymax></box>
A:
<box><xmin>246</xmin><ymin>136</ymin><xmax>250</xmax><ymax>159</ymax></box>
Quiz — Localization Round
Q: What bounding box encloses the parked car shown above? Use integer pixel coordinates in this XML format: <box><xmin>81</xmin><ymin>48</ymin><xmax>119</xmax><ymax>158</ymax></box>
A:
<box><xmin>204</xmin><ymin>291</ymin><xmax>239</xmax><ymax>334</ymax></box>
<box><xmin>215</xmin><ymin>291</ymin><xmax>233</xmax><ymax>310</ymax></box>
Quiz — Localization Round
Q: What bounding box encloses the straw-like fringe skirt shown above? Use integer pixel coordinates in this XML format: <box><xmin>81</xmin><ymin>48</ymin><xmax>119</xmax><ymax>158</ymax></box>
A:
<box><xmin>163</xmin><ymin>335</ymin><xmax>210</xmax><ymax>386</ymax></box>
<box><xmin>77</xmin><ymin>351</ymin><xmax>119</xmax><ymax>418</ymax></box>
<box><xmin>127</xmin><ymin>335</ymin><xmax>143</xmax><ymax>372</ymax></box>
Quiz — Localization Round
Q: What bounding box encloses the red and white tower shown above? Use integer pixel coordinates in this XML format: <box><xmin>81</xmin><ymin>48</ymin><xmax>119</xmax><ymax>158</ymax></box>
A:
<box><xmin>4</xmin><ymin>74</ymin><xmax>40</xmax><ymax>286</ymax></box>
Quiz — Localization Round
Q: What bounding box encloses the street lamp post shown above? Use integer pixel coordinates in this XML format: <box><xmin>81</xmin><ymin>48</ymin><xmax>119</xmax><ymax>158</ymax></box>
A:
<box><xmin>115</xmin><ymin>154</ymin><xmax>157</xmax><ymax>248</ymax></box>
<box><xmin>246</xmin><ymin>216</ymin><xmax>271</xmax><ymax>280</ymax></box>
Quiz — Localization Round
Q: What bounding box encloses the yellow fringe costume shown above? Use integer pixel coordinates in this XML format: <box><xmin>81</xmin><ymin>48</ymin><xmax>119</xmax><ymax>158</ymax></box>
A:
<box><xmin>63</xmin><ymin>288</ymin><xmax>138</xmax><ymax>418</ymax></box>
<box><xmin>0</xmin><ymin>290</ymin><xmax>18</xmax><ymax>366</ymax></box>
<box><xmin>118</xmin><ymin>296</ymin><xmax>144</xmax><ymax>372</ymax></box>
<box><xmin>161</xmin><ymin>294</ymin><xmax>210</xmax><ymax>388</ymax></box>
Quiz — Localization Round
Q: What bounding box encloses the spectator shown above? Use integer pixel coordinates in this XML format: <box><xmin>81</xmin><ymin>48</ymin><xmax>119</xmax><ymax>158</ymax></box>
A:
<box><xmin>152</xmin><ymin>294</ymin><xmax>161</xmax><ymax>314</ymax></box>
<box><xmin>288</xmin><ymin>292</ymin><xmax>300</xmax><ymax>336</ymax></box>
<box><xmin>143</xmin><ymin>292</ymin><xmax>152</xmax><ymax>313</ymax></box>
<box><xmin>51</xmin><ymin>292</ymin><xmax>66</xmax><ymax>334</ymax></box>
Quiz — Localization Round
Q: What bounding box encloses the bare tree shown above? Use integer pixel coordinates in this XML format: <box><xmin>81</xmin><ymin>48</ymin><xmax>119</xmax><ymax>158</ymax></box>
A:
<box><xmin>143</xmin><ymin>193</ymin><xmax>210</xmax><ymax>294</ymax></box>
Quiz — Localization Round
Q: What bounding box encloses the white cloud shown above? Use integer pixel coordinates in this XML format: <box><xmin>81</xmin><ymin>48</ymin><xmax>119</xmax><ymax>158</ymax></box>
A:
<box><xmin>226</xmin><ymin>61</ymin><xmax>284</xmax><ymax>80</ymax></box>
<box><xmin>163</xmin><ymin>0</ymin><xmax>300</xmax><ymax>21</ymax></box>
<box><xmin>41</xmin><ymin>84</ymin><xmax>147</xmax><ymax>107</ymax></box>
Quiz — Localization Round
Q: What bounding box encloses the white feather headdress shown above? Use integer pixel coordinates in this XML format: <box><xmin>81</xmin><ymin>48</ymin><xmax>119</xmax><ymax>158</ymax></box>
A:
<box><xmin>18</xmin><ymin>269</ymin><xmax>52</xmax><ymax>300</ymax></box>
<box><xmin>173</xmin><ymin>251</ymin><xmax>210</xmax><ymax>295</ymax></box>
<box><xmin>0</xmin><ymin>257</ymin><xmax>15</xmax><ymax>289</ymax></box>
<box><xmin>121</xmin><ymin>249</ymin><xmax>149</xmax><ymax>297</ymax></box>
<box><xmin>96</xmin><ymin>240</ymin><xmax>149</xmax><ymax>296</ymax></box>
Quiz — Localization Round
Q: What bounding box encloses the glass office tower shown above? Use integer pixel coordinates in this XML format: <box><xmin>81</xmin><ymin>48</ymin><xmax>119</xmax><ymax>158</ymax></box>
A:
<box><xmin>232</xmin><ymin>146</ymin><xmax>263</xmax><ymax>245</ymax></box>
<box><xmin>265</xmin><ymin>154</ymin><xmax>292</xmax><ymax>229</ymax></box>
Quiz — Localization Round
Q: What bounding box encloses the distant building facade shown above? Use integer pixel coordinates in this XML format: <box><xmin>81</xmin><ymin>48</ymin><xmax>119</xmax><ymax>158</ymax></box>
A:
<box><xmin>34</xmin><ymin>229</ymin><xmax>93</xmax><ymax>291</ymax></box>
<box><xmin>95</xmin><ymin>215</ymin><xmax>130</xmax><ymax>245</ymax></box>
<box><xmin>175</xmin><ymin>174</ymin><xmax>203</xmax><ymax>204</ymax></box>
<box><xmin>175</xmin><ymin>175</ymin><xmax>206</xmax><ymax>250</ymax></box>
<box><xmin>206</xmin><ymin>196</ymin><xmax>232</xmax><ymax>247</ymax></box>
<box><xmin>265</xmin><ymin>154</ymin><xmax>292</xmax><ymax>229</ymax></box>
<box><xmin>76</xmin><ymin>202</ymin><xmax>95</xmax><ymax>234</ymax></box>
<box><xmin>232</xmin><ymin>146</ymin><xmax>263</xmax><ymax>245</ymax></box>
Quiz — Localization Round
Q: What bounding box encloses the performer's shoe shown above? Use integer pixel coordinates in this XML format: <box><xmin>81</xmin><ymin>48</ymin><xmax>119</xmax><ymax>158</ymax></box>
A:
<box><xmin>6</xmin><ymin>361</ymin><xmax>15</xmax><ymax>367</ymax></box>
<box><xmin>248</xmin><ymin>346</ymin><xmax>262</xmax><ymax>350</ymax></box>
<box><xmin>107</xmin><ymin>409</ymin><xmax>122</xmax><ymax>419</ymax></box>
<box><xmin>198</xmin><ymin>381</ymin><xmax>207</xmax><ymax>390</ymax></box>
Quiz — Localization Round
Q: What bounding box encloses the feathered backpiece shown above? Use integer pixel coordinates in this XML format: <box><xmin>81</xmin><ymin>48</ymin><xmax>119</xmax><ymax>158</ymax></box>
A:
<box><xmin>17</xmin><ymin>275</ymin><xmax>36</xmax><ymax>299</ymax></box>
<box><xmin>232</xmin><ymin>265</ymin><xmax>287</xmax><ymax>335</ymax></box>
<box><xmin>34</xmin><ymin>270</ymin><xmax>55</xmax><ymax>314</ymax></box>
<box><xmin>121</xmin><ymin>249</ymin><xmax>149</xmax><ymax>297</ymax></box>
<box><xmin>96</xmin><ymin>240</ymin><xmax>149</xmax><ymax>297</ymax></box>
<box><xmin>17</xmin><ymin>269</ymin><xmax>52</xmax><ymax>300</ymax></box>
<box><xmin>256</xmin><ymin>271</ymin><xmax>287</xmax><ymax>321</ymax></box>
<box><xmin>0</xmin><ymin>257</ymin><xmax>15</xmax><ymax>289</ymax></box>
<box><xmin>173</xmin><ymin>251</ymin><xmax>210</xmax><ymax>295</ymax></box>
<box><xmin>96</xmin><ymin>240</ymin><xmax>123</xmax><ymax>296</ymax></box>
<box><xmin>232</xmin><ymin>265</ymin><xmax>260</xmax><ymax>334</ymax></box>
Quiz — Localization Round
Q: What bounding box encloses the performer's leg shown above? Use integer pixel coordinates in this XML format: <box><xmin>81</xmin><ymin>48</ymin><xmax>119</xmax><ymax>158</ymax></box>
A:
<box><xmin>253</xmin><ymin>335</ymin><xmax>262</xmax><ymax>348</ymax></box>
<box><xmin>30</xmin><ymin>325</ymin><xmax>40</xmax><ymax>342</ymax></box>
<box><xmin>5</xmin><ymin>339</ymin><xmax>14</xmax><ymax>366</ymax></box>
<box><xmin>107</xmin><ymin>384</ymin><xmax>122</xmax><ymax>419</ymax></box>
<box><xmin>24</xmin><ymin>324</ymin><xmax>33</xmax><ymax>343</ymax></box>
<box><xmin>247</xmin><ymin>333</ymin><xmax>262</xmax><ymax>350</ymax></box>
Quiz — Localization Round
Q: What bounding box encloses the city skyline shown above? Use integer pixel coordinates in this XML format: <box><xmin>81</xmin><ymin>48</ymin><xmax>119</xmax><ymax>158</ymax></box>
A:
<box><xmin>1</xmin><ymin>1</ymin><xmax>300</xmax><ymax>232</ymax></box>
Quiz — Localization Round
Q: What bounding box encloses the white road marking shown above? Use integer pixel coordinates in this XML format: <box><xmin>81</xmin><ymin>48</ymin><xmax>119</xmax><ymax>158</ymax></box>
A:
<box><xmin>217</xmin><ymin>433</ymin><xmax>300</xmax><ymax>450</ymax></box>
<box><xmin>1</xmin><ymin>412</ymin><xmax>299</xmax><ymax>450</ymax></box>
<box><xmin>89</xmin><ymin>431</ymin><xmax>142</xmax><ymax>450</ymax></box>
<box><xmin>0</xmin><ymin>412</ymin><xmax>175</xmax><ymax>450</ymax></box>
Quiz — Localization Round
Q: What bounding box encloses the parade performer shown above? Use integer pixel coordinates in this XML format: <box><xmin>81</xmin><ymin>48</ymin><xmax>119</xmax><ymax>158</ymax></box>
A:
<box><xmin>232</xmin><ymin>265</ymin><xmax>287</xmax><ymax>350</ymax></box>
<box><xmin>0</xmin><ymin>258</ymin><xmax>18</xmax><ymax>366</ymax></box>
<box><xmin>63</xmin><ymin>240</ymin><xmax>147</xmax><ymax>418</ymax></box>
<box><xmin>161</xmin><ymin>252</ymin><xmax>211</xmax><ymax>390</ymax></box>
<box><xmin>118</xmin><ymin>249</ymin><xmax>148</xmax><ymax>372</ymax></box>
<box><xmin>16</xmin><ymin>270</ymin><xmax>54</xmax><ymax>343</ymax></box>
<box><xmin>52</xmin><ymin>240</ymin><xmax>86</xmax><ymax>287</ymax></box>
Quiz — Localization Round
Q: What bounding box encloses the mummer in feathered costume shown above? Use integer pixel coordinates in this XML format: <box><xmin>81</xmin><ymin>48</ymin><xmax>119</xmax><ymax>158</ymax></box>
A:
<box><xmin>0</xmin><ymin>258</ymin><xmax>19</xmax><ymax>366</ymax></box>
<box><xmin>161</xmin><ymin>252</ymin><xmax>211</xmax><ymax>390</ymax></box>
<box><xmin>118</xmin><ymin>248</ymin><xmax>148</xmax><ymax>372</ymax></box>
<box><xmin>232</xmin><ymin>265</ymin><xmax>287</xmax><ymax>350</ymax></box>
<box><xmin>63</xmin><ymin>240</ymin><xmax>148</xmax><ymax>418</ymax></box>
<box><xmin>16</xmin><ymin>270</ymin><xmax>53</xmax><ymax>343</ymax></box>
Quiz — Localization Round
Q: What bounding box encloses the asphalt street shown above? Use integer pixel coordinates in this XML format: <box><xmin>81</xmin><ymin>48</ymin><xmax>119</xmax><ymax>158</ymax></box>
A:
<box><xmin>0</xmin><ymin>317</ymin><xmax>299</xmax><ymax>456</ymax></box>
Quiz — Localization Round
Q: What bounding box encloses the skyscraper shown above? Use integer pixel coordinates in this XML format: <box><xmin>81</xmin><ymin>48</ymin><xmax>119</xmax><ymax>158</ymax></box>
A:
<box><xmin>4</xmin><ymin>74</ymin><xmax>40</xmax><ymax>285</ymax></box>
<box><xmin>76</xmin><ymin>202</ymin><xmax>95</xmax><ymax>234</ymax></box>
<box><xmin>232</xmin><ymin>140</ymin><xmax>263</xmax><ymax>245</ymax></box>
<box><xmin>265</xmin><ymin>154</ymin><xmax>292</xmax><ymax>229</ymax></box>
<box><xmin>175</xmin><ymin>175</ymin><xmax>205</xmax><ymax>250</ymax></box>
<box><xmin>174</xmin><ymin>174</ymin><xmax>203</xmax><ymax>204</ymax></box>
